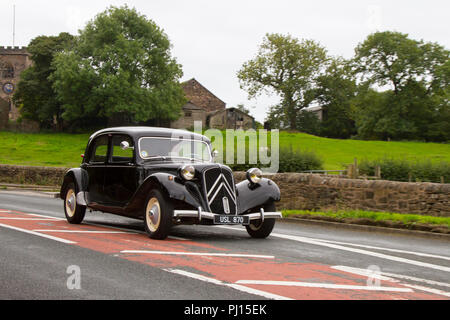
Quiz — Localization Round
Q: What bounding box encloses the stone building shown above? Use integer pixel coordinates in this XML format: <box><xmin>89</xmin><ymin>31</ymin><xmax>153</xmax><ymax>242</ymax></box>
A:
<box><xmin>171</xmin><ymin>78</ymin><xmax>255</xmax><ymax>130</ymax></box>
<box><xmin>207</xmin><ymin>107</ymin><xmax>255</xmax><ymax>130</ymax></box>
<box><xmin>303</xmin><ymin>105</ymin><xmax>324</xmax><ymax>121</ymax></box>
<box><xmin>169</xmin><ymin>102</ymin><xmax>207</xmax><ymax>130</ymax></box>
<box><xmin>171</xmin><ymin>78</ymin><xmax>226</xmax><ymax>129</ymax></box>
<box><xmin>0</xmin><ymin>47</ymin><xmax>32</xmax><ymax>122</ymax></box>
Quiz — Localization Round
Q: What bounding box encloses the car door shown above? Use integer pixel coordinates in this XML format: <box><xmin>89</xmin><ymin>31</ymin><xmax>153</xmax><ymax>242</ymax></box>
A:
<box><xmin>84</xmin><ymin>134</ymin><xmax>109</xmax><ymax>205</ymax></box>
<box><xmin>103</xmin><ymin>134</ymin><xmax>139</xmax><ymax>207</ymax></box>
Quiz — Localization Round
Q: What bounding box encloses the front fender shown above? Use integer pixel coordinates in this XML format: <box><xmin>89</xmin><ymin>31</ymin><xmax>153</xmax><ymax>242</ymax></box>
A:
<box><xmin>126</xmin><ymin>173</ymin><xmax>203</xmax><ymax>215</ymax></box>
<box><xmin>236</xmin><ymin>178</ymin><xmax>281</xmax><ymax>214</ymax></box>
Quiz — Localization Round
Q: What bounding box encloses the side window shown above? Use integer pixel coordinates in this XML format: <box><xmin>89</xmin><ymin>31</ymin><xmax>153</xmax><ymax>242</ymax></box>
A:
<box><xmin>89</xmin><ymin>135</ymin><xmax>109</xmax><ymax>163</ymax></box>
<box><xmin>111</xmin><ymin>135</ymin><xmax>134</xmax><ymax>163</ymax></box>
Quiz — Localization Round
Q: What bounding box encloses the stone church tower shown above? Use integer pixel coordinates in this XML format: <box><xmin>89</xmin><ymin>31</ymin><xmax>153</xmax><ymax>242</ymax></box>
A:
<box><xmin>0</xmin><ymin>46</ymin><xmax>32</xmax><ymax>123</ymax></box>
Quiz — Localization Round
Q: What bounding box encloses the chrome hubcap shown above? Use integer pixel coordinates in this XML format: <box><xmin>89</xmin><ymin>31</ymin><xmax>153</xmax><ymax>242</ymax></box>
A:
<box><xmin>146</xmin><ymin>198</ymin><xmax>161</xmax><ymax>232</ymax></box>
<box><xmin>66</xmin><ymin>189</ymin><xmax>76</xmax><ymax>217</ymax></box>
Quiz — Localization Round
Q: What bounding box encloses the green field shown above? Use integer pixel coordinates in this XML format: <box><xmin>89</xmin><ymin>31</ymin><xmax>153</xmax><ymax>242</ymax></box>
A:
<box><xmin>277</xmin><ymin>132</ymin><xmax>450</xmax><ymax>170</ymax></box>
<box><xmin>0</xmin><ymin>131</ymin><xmax>449</xmax><ymax>169</ymax></box>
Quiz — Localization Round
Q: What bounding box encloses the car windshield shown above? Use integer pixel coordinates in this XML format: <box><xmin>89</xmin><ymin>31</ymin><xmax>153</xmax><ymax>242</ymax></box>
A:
<box><xmin>138</xmin><ymin>137</ymin><xmax>212</xmax><ymax>162</ymax></box>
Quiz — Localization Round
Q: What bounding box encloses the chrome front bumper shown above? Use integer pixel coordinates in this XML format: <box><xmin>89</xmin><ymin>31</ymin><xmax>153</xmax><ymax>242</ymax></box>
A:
<box><xmin>173</xmin><ymin>207</ymin><xmax>283</xmax><ymax>223</ymax></box>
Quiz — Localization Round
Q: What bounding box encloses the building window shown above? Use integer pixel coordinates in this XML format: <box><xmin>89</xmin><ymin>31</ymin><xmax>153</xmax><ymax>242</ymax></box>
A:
<box><xmin>0</xmin><ymin>62</ymin><xmax>14</xmax><ymax>79</ymax></box>
<box><xmin>185</xmin><ymin>111</ymin><xmax>192</xmax><ymax>117</ymax></box>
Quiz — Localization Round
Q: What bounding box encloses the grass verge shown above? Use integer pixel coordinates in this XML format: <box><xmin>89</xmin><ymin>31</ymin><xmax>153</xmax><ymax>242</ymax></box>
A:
<box><xmin>282</xmin><ymin>209</ymin><xmax>450</xmax><ymax>234</ymax></box>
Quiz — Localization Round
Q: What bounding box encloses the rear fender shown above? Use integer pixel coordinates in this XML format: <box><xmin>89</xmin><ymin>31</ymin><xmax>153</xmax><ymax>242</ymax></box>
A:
<box><xmin>60</xmin><ymin>168</ymin><xmax>88</xmax><ymax>205</ymax></box>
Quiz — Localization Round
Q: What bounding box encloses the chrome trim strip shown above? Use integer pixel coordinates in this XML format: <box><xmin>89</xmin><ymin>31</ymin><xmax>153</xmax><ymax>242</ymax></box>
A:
<box><xmin>209</xmin><ymin>182</ymin><xmax>224</xmax><ymax>205</ymax></box>
<box><xmin>207</xmin><ymin>174</ymin><xmax>222</xmax><ymax>197</ymax></box>
<box><xmin>173</xmin><ymin>210</ymin><xmax>283</xmax><ymax>221</ymax></box>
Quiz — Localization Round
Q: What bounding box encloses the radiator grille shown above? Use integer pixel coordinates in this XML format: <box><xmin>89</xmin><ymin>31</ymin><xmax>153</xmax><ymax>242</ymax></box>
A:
<box><xmin>202</xmin><ymin>166</ymin><xmax>237</xmax><ymax>215</ymax></box>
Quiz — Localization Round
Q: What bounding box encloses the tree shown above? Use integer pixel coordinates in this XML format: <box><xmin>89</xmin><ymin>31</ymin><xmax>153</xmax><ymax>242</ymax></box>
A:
<box><xmin>315</xmin><ymin>57</ymin><xmax>357</xmax><ymax>138</ymax></box>
<box><xmin>13</xmin><ymin>33</ymin><xmax>75</xmax><ymax>130</ymax></box>
<box><xmin>51</xmin><ymin>5</ymin><xmax>186</xmax><ymax>128</ymax></box>
<box><xmin>352</xmin><ymin>31</ymin><xmax>449</xmax><ymax>141</ymax></box>
<box><xmin>237</xmin><ymin>33</ymin><xmax>328</xmax><ymax>130</ymax></box>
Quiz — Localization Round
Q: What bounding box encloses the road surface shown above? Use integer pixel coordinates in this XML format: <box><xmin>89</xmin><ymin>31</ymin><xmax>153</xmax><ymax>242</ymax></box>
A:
<box><xmin>0</xmin><ymin>190</ymin><xmax>449</xmax><ymax>300</ymax></box>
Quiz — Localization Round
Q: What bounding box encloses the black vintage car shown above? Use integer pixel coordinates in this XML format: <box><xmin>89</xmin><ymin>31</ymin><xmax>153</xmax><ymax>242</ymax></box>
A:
<box><xmin>60</xmin><ymin>127</ymin><xmax>282</xmax><ymax>240</ymax></box>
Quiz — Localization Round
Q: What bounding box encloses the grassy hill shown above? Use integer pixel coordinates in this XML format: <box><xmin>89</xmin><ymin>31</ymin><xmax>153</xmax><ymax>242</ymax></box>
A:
<box><xmin>0</xmin><ymin>131</ymin><xmax>449</xmax><ymax>170</ymax></box>
<box><xmin>277</xmin><ymin>132</ymin><xmax>450</xmax><ymax>170</ymax></box>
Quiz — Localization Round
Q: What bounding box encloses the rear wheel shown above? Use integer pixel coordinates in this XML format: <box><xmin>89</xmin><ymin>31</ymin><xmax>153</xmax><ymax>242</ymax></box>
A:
<box><xmin>245</xmin><ymin>202</ymin><xmax>276</xmax><ymax>239</ymax></box>
<box><xmin>144</xmin><ymin>189</ymin><xmax>173</xmax><ymax>240</ymax></box>
<box><xmin>64</xmin><ymin>182</ymin><xmax>86</xmax><ymax>224</ymax></box>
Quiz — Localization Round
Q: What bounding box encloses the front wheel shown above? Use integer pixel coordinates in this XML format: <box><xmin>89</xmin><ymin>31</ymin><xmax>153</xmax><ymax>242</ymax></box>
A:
<box><xmin>245</xmin><ymin>202</ymin><xmax>276</xmax><ymax>239</ymax></box>
<box><xmin>144</xmin><ymin>189</ymin><xmax>173</xmax><ymax>240</ymax></box>
<box><xmin>64</xmin><ymin>182</ymin><xmax>86</xmax><ymax>224</ymax></box>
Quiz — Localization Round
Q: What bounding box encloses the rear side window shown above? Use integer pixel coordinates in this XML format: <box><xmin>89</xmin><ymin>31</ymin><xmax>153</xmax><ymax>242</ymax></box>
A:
<box><xmin>111</xmin><ymin>135</ymin><xmax>134</xmax><ymax>163</ymax></box>
<box><xmin>89</xmin><ymin>135</ymin><xmax>109</xmax><ymax>163</ymax></box>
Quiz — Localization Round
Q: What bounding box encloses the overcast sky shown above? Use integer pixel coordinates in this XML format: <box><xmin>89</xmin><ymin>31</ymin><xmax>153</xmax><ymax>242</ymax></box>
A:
<box><xmin>1</xmin><ymin>0</ymin><xmax>448</xmax><ymax>122</ymax></box>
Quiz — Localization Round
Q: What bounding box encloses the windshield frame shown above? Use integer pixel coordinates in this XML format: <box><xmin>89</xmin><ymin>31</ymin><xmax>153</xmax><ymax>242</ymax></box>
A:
<box><xmin>137</xmin><ymin>136</ymin><xmax>213</xmax><ymax>163</ymax></box>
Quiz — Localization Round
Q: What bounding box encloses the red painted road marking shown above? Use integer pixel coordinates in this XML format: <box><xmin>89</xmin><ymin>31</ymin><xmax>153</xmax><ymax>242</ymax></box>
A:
<box><xmin>0</xmin><ymin>208</ymin><xmax>448</xmax><ymax>300</ymax></box>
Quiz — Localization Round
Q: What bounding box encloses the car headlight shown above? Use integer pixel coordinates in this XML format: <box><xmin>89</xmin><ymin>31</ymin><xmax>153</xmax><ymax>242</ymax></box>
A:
<box><xmin>180</xmin><ymin>165</ymin><xmax>195</xmax><ymax>180</ymax></box>
<box><xmin>246</xmin><ymin>168</ymin><xmax>262</xmax><ymax>184</ymax></box>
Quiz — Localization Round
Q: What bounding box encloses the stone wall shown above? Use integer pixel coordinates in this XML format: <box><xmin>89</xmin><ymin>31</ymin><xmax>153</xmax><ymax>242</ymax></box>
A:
<box><xmin>233</xmin><ymin>172</ymin><xmax>449</xmax><ymax>217</ymax></box>
<box><xmin>0</xmin><ymin>165</ymin><xmax>448</xmax><ymax>217</ymax></box>
<box><xmin>0</xmin><ymin>165</ymin><xmax>67</xmax><ymax>186</ymax></box>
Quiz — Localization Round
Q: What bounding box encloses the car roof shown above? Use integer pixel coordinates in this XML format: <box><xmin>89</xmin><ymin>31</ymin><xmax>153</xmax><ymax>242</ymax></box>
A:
<box><xmin>89</xmin><ymin>126</ymin><xmax>211</xmax><ymax>143</ymax></box>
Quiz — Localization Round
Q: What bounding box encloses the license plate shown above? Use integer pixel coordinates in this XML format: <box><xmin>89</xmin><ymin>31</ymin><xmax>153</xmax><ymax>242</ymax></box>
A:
<box><xmin>214</xmin><ymin>215</ymin><xmax>250</xmax><ymax>225</ymax></box>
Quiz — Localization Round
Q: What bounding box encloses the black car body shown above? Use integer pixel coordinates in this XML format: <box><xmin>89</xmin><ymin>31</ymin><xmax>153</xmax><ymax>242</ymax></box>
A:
<box><xmin>60</xmin><ymin>127</ymin><xmax>282</xmax><ymax>239</ymax></box>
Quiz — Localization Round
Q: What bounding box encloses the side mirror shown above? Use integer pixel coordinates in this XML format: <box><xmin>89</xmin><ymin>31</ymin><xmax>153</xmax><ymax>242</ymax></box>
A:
<box><xmin>212</xmin><ymin>149</ymin><xmax>219</xmax><ymax>160</ymax></box>
<box><xmin>120</xmin><ymin>141</ymin><xmax>134</xmax><ymax>151</ymax></box>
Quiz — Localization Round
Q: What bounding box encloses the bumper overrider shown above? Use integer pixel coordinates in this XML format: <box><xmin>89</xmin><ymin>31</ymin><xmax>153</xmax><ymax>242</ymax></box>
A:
<box><xmin>173</xmin><ymin>207</ymin><xmax>283</xmax><ymax>226</ymax></box>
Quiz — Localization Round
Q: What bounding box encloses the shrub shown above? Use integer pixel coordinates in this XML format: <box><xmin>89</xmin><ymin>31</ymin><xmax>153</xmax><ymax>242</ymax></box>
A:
<box><xmin>225</xmin><ymin>147</ymin><xmax>323</xmax><ymax>173</ymax></box>
<box><xmin>359</xmin><ymin>158</ymin><xmax>450</xmax><ymax>183</ymax></box>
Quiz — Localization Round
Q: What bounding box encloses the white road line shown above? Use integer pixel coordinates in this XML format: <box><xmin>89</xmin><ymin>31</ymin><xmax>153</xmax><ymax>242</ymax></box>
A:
<box><xmin>332</xmin><ymin>266</ymin><xmax>450</xmax><ymax>288</ymax></box>
<box><xmin>84</xmin><ymin>222</ymin><xmax>190</xmax><ymax>240</ymax></box>
<box><xmin>235</xmin><ymin>280</ymin><xmax>413</xmax><ymax>292</ymax></box>
<box><xmin>83</xmin><ymin>222</ymin><xmax>142</xmax><ymax>234</ymax></box>
<box><xmin>26</xmin><ymin>213</ymin><xmax>66</xmax><ymax>220</ymax></box>
<box><xmin>400</xmin><ymin>284</ymin><xmax>450</xmax><ymax>298</ymax></box>
<box><xmin>0</xmin><ymin>223</ymin><xmax>76</xmax><ymax>244</ymax></box>
<box><xmin>164</xmin><ymin>269</ymin><xmax>292</xmax><ymax>300</ymax></box>
<box><xmin>168</xmin><ymin>235</ymin><xmax>190</xmax><ymax>241</ymax></box>
<box><xmin>318</xmin><ymin>238</ymin><xmax>450</xmax><ymax>261</ymax></box>
<box><xmin>0</xmin><ymin>218</ymin><xmax>59</xmax><ymax>221</ymax></box>
<box><xmin>33</xmin><ymin>229</ymin><xmax>135</xmax><ymax>234</ymax></box>
<box><xmin>217</xmin><ymin>226</ymin><xmax>450</xmax><ymax>273</ymax></box>
<box><xmin>121</xmin><ymin>250</ymin><xmax>274</xmax><ymax>259</ymax></box>
<box><xmin>332</xmin><ymin>265</ymin><xmax>450</xmax><ymax>298</ymax></box>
